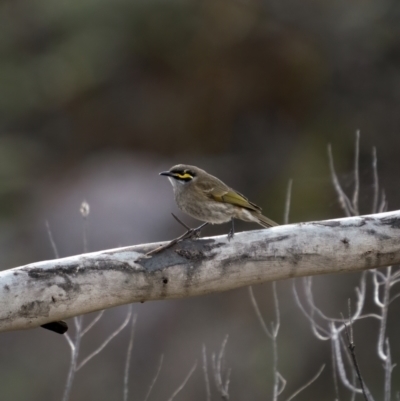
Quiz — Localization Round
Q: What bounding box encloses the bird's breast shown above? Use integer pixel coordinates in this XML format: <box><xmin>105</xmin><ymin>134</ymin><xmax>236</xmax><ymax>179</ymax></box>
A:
<box><xmin>174</xmin><ymin>189</ymin><xmax>233</xmax><ymax>224</ymax></box>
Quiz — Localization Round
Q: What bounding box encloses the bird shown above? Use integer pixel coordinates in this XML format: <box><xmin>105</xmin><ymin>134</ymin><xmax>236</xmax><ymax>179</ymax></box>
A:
<box><xmin>160</xmin><ymin>164</ymin><xmax>278</xmax><ymax>238</ymax></box>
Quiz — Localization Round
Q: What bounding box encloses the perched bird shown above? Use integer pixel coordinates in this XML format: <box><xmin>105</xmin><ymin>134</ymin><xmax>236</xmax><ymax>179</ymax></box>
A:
<box><xmin>160</xmin><ymin>164</ymin><xmax>278</xmax><ymax>238</ymax></box>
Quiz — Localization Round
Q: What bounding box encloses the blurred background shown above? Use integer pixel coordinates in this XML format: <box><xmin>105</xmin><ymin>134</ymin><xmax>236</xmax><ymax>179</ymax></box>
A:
<box><xmin>1</xmin><ymin>0</ymin><xmax>400</xmax><ymax>399</ymax></box>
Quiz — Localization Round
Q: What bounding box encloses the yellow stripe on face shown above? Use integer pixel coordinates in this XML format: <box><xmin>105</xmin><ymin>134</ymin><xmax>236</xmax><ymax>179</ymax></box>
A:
<box><xmin>175</xmin><ymin>173</ymin><xmax>193</xmax><ymax>179</ymax></box>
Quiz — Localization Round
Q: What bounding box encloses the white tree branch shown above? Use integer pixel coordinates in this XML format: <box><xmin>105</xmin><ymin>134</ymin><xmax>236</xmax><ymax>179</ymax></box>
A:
<box><xmin>1</xmin><ymin>211</ymin><xmax>400</xmax><ymax>332</ymax></box>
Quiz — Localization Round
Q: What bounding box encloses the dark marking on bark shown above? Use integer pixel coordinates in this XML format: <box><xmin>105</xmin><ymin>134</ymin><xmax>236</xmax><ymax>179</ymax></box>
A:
<box><xmin>175</xmin><ymin>248</ymin><xmax>204</xmax><ymax>261</ymax></box>
<box><xmin>365</xmin><ymin>229</ymin><xmax>391</xmax><ymax>240</ymax></box>
<box><xmin>341</xmin><ymin>238</ymin><xmax>350</xmax><ymax>246</ymax></box>
<box><xmin>291</xmin><ymin>253</ymin><xmax>302</xmax><ymax>265</ymax></box>
<box><xmin>52</xmin><ymin>296</ymin><xmax>56</xmax><ymax>302</ymax></box>
<box><xmin>265</xmin><ymin>235</ymin><xmax>290</xmax><ymax>244</ymax></box>
<box><xmin>219</xmin><ymin>253</ymin><xmax>251</xmax><ymax>271</ymax></box>
<box><xmin>381</xmin><ymin>216</ymin><xmax>400</xmax><ymax>229</ymax></box>
<box><xmin>25</xmin><ymin>259</ymin><xmax>136</xmax><ymax>279</ymax></box>
<box><xmin>140</xmin><ymin>239</ymin><xmax>222</xmax><ymax>278</ymax></box>
<box><xmin>246</xmin><ymin>235</ymin><xmax>289</xmax><ymax>255</ymax></box>
<box><xmin>19</xmin><ymin>300</ymin><xmax>50</xmax><ymax>319</ymax></box>
<box><xmin>4</xmin><ymin>285</ymin><xmax>10</xmax><ymax>291</ymax></box>
<box><xmin>202</xmin><ymin>242</ymin><xmax>224</xmax><ymax>252</ymax></box>
<box><xmin>23</xmin><ymin>258</ymin><xmax>141</xmax><ymax>297</ymax></box>
<box><xmin>162</xmin><ymin>277</ymin><xmax>168</xmax><ymax>284</ymax></box>
<box><xmin>13</xmin><ymin>272</ymin><xmax>18</xmax><ymax>276</ymax></box>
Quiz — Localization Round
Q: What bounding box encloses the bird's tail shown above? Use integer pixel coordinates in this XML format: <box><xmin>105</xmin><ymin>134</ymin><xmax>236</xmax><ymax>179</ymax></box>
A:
<box><xmin>256</xmin><ymin>213</ymin><xmax>279</xmax><ymax>228</ymax></box>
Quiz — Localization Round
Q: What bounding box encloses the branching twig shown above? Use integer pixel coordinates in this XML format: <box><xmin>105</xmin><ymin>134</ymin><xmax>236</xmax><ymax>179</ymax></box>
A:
<box><xmin>123</xmin><ymin>310</ymin><xmax>137</xmax><ymax>401</ymax></box>
<box><xmin>285</xmin><ymin>364</ymin><xmax>325</xmax><ymax>401</ymax></box>
<box><xmin>143</xmin><ymin>354</ymin><xmax>164</xmax><ymax>401</ymax></box>
<box><xmin>166</xmin><ymin>361</ymin><xmax>197</xmax><ymax>401</ymax></box>
<box><xmin>352</xmin><ymin>130</ymin><xmax>360</xmax><ymax>215</ymax></box>
<box><xmin>76</xmin><ymin>308</ymin><xmax>132</xmax><ymax>371</ymax></box>
<box><xmin>283</xmin><ymin>179</ymin><xmax>293</xmax><ymax>225</ymax></box>
<box><xmin>80</xmin><ymin>310</ymin><xmax>105</xmax><ymax>337</ymax></box>
<box><xmin>248</xmin><ymin>286</ymin><xmax>272</xmax><ymax>338</ymax></box>
<box><xmin>372</xmin><ymin>147</ymin><xmax>379</xmax><ymax>214</ymax></box>
<box><xmin>327</xmin><ymin>144</ymin><xmax>354</xmax><ymax>216</ymax></box>
<box><xmin>202</xmin><ymin>345</ymin><xmax>211</xmax><ymax>401</ymax></box>
<box><xmin>80</xmin><ymin>200</ymin><xmax>90</xmax><ymax>254</ymax></box>
<box><xmin>343</xmin><ymin>321</ymin><xmax>369</xmax><ymax>401</ymax></box>
<box><xmin>212</xmin><ymin>336</ymin><xmax>231</xmax><ymax>400</ymax></box>
<box><xmin>45</xmin><ymin>220</ymin><xmax>60</xmax><ymax>259</ymax></box>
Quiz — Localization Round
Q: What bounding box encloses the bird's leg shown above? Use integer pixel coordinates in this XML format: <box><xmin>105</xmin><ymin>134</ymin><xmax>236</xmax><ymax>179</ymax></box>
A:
<box><xmin>144</xmin><ymin>219</ymin><xmax>208</xmax><ymax>257</ymax></box>
<box><xmin>171</xmin><ymin>213</ymin><xmax>208</xmax><ymax>239</ymax></box>
<box><xmin>171</xmin><ymin>213</ymin><xmax>191</xmax><ymax>230</ymax></box>
<box><xmin>228</xmin><ymin>218</ymin><xmax>235</xmax><ymax>240</ymax></box>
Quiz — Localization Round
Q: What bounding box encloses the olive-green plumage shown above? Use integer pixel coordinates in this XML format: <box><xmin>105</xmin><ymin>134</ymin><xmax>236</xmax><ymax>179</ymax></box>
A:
<box><xmin>160</xmin><ymin>164</ymin><xmax>278</xmax><ymax>236</ymax></box>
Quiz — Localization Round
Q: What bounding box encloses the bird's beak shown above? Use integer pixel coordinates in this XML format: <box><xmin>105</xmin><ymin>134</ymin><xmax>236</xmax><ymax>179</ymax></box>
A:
<box><xmin>159</xmin><ymin>171</ymin><xmax>174</xmax><ymax>177</ymax></box>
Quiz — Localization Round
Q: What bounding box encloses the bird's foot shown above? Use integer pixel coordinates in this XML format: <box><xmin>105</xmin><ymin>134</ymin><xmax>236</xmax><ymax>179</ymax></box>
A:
<box><xmin>186</xmin><ymin>228</ymin><xmax>201</xmax><ymax>239</ymax></box>
<box><xmin>227</xmin><ymin>218</ymin><xmax>235</xmax><ymax>241</ymax></box>
<box><xmin>186</xmin><ymin>222</ymin><xmax>209</xmax><ymax>240</ymax></box>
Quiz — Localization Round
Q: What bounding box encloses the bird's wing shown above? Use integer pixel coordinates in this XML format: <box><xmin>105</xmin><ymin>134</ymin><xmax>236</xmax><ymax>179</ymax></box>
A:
<box><xmin>198</xmin><ymin>181</ymin><xmax>261</xmax><ymax>212</ymax></box>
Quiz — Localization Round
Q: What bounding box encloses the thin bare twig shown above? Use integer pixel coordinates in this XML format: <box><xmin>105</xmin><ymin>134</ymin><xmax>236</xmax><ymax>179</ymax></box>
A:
<box><xmin>171</xmin><ymin>213</ymin><xmax>191</xmax><ymax>230</ymax></box>
<box><xmin>212</xmin><ymin>335</ymin><xmax>231</xmax><ymax>400</ymax></box>
<box><xmin>332</xmin><ymin>324</ymin><xmax>362</xmax><ymax>394</ymax></box>
<box><xmin>271</xmin><ymin>281</ymin><xmax>281</xmax><ymax>401</ymax></box>
<box><xmin>292</xmin><ymin>281</ymin><xmax>330</xmax><ymax>340</ymax></box>
<box><xmin>330</xmin><ymin>339</ymin><xmax>340</xmax><ymax>401</ymax></box>
<box><xmin>384</xmin><ymin>339</ymin><xmax>393</xmax><ymax>401</ymax></box>
<box><xmin>80</xmin><ymin>310</ymin><xmax>105</xmax><ymax>337</ymax></box>
<box><xmin>249</xmin><ymin>283</ymin><xmax>283</xmax><ymax>400</ymax></box>
<box><xmin>352</xmin><ymin>131</ymin><xmax>360</xmax><ymax>215</ymax></box>
<box><xmin>62</xmin><ymin>317</ymin><xmax>82</xmax><ymax>401</ymax></box>
<box><xmin>389</xmin><ymin>292</ymin><xmax>400</xmax><ymax>305</ymax></box>
<box><xmin>202</xmin><ymin>345</ymin><xmax>211</xmax><ymax>401</ymax></box>
<box><xmin>379</xmin><ymin>190</ymin><xmax>387</xmax><ymax>213</ymax></box>
<box><xmin>76</xmin><ymin>308</ymin><xmax>132</xmax><ymax>371</ymax></box>
<box><xmin>166</xmin><ymin>361</ymin><xmax>198</xmax><ymax>401</ymax></box>
<box><xmin>80</xmin><ymin>200</ymin><xmax>90</xmax><ymax>253</ymax></box>
<box><xmin>343</xmin><ymin>321</ymin><xmax>370</xmax><ymax>401</ymax></box>
<box><xmin>327</xmin><ymin>144</ymin><xmax>354</xmax><ymax>216</ymax></box>
<box><xmin>45</xmin><ymin>220</ymin><xmax>60</xmax><ymax>259</ymax></box>
<box><xmin>123</xmin><ymin>310</ymin><xmax>137</xmax><ymax>401</ymax></box>
<box><xmin>143</xmin><ymin>354</ymin><xmax>164</xmax><ymax>401</ymax></box>
<box><xmin>285</xmin><ymin>364</ymin><xmax>325</xmax><ymax>401</ymax></box>
<box><xmin>283</xmin><ymin>179</ymin><xmax>293</xmax><ymax>225</ymax></box>
<box><xmin>372</xmin><ymin>147</ymin><xmax>379</xmax><ymax>214</ymax></box>
<box><xmin>377</xmin><ymin>266</ymin><xmax>391</xmax><ymax>361</ymax></box>
<box><xmin>248</xmin><ymin>286</ymin><xmax>272</xmax><ymax>338</ymax></box>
